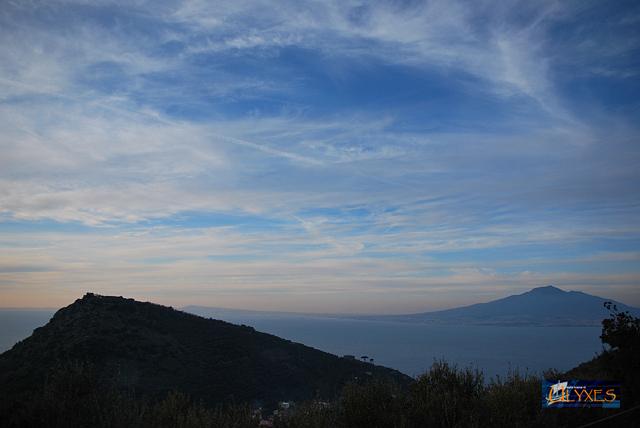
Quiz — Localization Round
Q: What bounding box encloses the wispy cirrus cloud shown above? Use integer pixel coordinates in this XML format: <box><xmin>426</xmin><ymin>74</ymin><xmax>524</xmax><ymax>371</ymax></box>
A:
<box><xmin>1</xmin><ymin>0</ymin><xmax>639</xmax><ymax>310</ymax></box>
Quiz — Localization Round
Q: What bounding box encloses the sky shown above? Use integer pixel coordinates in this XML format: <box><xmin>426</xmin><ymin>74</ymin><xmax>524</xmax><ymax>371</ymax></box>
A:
<box><xmin>0</xmin><ymin>0</ymin><xmax>639</xmax><ymax>313</ymax></box>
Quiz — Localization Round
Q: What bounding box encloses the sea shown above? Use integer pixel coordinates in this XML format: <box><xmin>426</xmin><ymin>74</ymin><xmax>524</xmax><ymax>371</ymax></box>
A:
<box><xmin>0</xmin><ymin>309</ymin><xmax>602</xmax><ymax>379</ymax></box>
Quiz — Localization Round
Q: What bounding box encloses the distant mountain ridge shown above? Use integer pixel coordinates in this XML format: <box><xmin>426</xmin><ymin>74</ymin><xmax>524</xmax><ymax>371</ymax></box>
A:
<box><xmin>0</xmin><ymin>293</ymin><xmax>409</xmax><ymax>406</ymax></box>
<box><xmin>359</xmin><ymin>286</ymin><xmax>640</xmax><ymax>326</ymax></box>
<box><xmin>185</xmin><ymin>286</ymin><xmax>640</xmax><ymax>327</ymax></box>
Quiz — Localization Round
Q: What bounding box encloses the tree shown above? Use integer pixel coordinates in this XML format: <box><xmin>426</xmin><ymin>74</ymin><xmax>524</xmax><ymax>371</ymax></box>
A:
<box><xmin>600</xmin><ymin>301</ymin><xmax>640</xmax><ymax>406</ymax></box>
<box><xmin>601</xmin><ymin>301</ymin><xmax>640</xmax><ymax>352</ymax></box>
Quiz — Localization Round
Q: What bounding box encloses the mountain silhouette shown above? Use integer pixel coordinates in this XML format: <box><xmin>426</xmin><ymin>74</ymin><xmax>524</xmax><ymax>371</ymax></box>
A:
<box><xmin>367</xmin><ymin>285</ymin><xmax>640</xmax><ymax>326</ymax></box>
<box><xmin>0</xmin><ymin>293</ymin><xmax>409</xmax><ymax>406</ymax></box>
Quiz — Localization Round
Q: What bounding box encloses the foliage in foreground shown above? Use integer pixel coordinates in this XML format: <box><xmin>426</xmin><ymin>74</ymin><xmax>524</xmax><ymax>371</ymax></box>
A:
<box><xmin>0</xmin><ymin>362</ymin><xmax>257</xmax><ymax>428</ymax></box>
<box><xmin>275</xmin><ymin>364</ymin><xmax>578</xmax><ymax>428</ymax></box>
<box><xmin>3</xmin><ymin>360</ymin><xmax>635</xmax><ymax>428</ymax></box>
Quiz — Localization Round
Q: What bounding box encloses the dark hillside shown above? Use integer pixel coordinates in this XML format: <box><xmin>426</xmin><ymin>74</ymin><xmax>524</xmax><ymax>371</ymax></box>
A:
<box><xmin>0</xmin><ymin>293</ymin><xmax>409</xmax><ymax>406</ymax></box>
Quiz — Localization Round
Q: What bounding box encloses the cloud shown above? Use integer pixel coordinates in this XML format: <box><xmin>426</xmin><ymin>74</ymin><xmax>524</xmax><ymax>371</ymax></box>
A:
<box><xmin>2</xmin><ymin>224</ymin><xmax>639</xmax><ymax>311</ymax></box>
<box><xmin>0</xmin><ymin>0</ymin><xmax>639</xmax><ymax>309</ymax></box>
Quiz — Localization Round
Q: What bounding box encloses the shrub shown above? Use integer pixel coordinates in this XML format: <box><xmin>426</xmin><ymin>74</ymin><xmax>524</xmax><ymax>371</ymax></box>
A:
<box><xmin>405</xmin><ymin>360</ymin><xmax>485</xmax><ymax>428</ymax></box>
<box><xmin>339</xmin><ymin>379</ymin><xmax>405</xmax><ymax>428</ymax></box>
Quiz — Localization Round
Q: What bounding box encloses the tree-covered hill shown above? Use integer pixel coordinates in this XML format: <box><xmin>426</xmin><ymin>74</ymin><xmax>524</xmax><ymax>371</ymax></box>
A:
<box><xmin>0</xmin><ymin>293</ymin><xmax>409</xmax><ymax>407</ymax></box>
